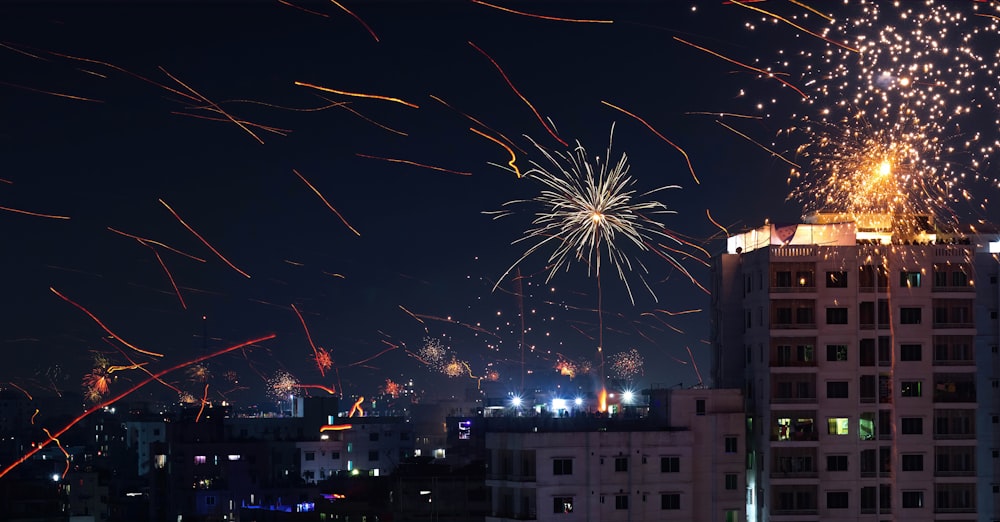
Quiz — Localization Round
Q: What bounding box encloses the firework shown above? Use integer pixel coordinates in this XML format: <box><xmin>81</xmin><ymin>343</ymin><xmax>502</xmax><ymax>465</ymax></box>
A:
<box><xmin>610</xmin><ymin>348</ymin><xmax>644</xmax><ymax>381</ymax></box>
<box><xmin>749</xmin><ymin>1</ymin><xmax>1000</xmax><ymax>227</ymax></box>
<box><xmin>381</xmin><ymin>379</ymin><xmax>401</xmax><ymax>398</ymax></box>
<box><xmin>267</xmin><ymin>370</ymin><xmax>300</xmax><ymax>402</ymax></box>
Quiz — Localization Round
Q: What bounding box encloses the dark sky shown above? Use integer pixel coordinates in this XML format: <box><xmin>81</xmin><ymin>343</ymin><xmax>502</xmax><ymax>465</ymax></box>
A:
<box><xmin>2</xmin><ymin>1</ymin><xmax>992</xmax><ymax>407</ymax></box>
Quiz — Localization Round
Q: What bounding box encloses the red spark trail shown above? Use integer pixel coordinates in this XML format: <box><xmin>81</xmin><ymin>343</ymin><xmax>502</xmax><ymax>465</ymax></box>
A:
<box><xmin>300</xmin><ymin>384</ymin><xmax>337</xmax><ymax>394</ymax></box>
<box><xmin>471</xmin><ymin>0</ymin><xmax>613</xmax><ymax>24</ymax></box>
<box><xmin>601</xmin><ymin>100</ymin><xmax>699</xmax><ymax>184</ymax></box>
<box><xmin>470</xmin><ymin>127</ymin><xmax>521</xmax><ymax>177</ymax></box>
<box><xmin>8</xmin><ymin>382</ymin><xmax>33</xmax><ymax>400</ymax></box>
<box><xmin>706</xmin><ymin>209</ymin><xmax>731</xmax><ymax>237</ymax></box>
<box><xmin>0</xmin><ymin>205</ymin><xmax>70</xmax><ymax>220</ymax></box>
<box><xmin>430</xmin><ymin>95</ymin><xmax>525</xmax><ymax>154</ymax></box>
<box><xmin>158</xmin><ymin>198</ymin><xmax>251</xmax><ymax>278</ymax></box>
<box><xmin>50</xmin><ymin>287</ymin><xmax>164</xmax><ymax>358</ymax></box>
<box><xmin>355</xmin><ymin>153</ymin><xmax>472</xmax><ymax>176</ymax></box>
<box><xmin>158</xmin><ymin>66</ymin><xmax>265</xmax><ymax>144</ymax></box>
<box><xmin>346</xmin><ymin>344</ymin><xmax>399</xmax><ymax>368</ymax></box>
<box><xmin>293</xmin><ymin>169</ymin><xmax>361</xmax><ymax>236</ymax></box>
<box><xmin>291</xmin><ymin>303</ymin><xmax>327</xmax><ymax>377</ymax></box>
<box><xmin>277</xmin><ymin>0</ymin><xmax>330</xmax><ymax>17</ymax></box>
<box><xmin>0</xmin><ymin>80</ymin><xmax>102</xmax><ymax>103</ymax></box>
<box><xmin>139</xmin><ymin>239</ymin><xmax>187</xmax><ymax>309</ymax></box>
<box><xmin>107</xmin><ymin>227</ymin><xmax>207</xmax><ymax>262</ymax></box>
<box><xmin>43</xmin><ymin>428</ymin><xmax>71</xmax><ymax>478</ymax></box>
<box><xmin>467</xmin><ymin>41</ymin><xmax>567</xmax><ymax>147</ymax></box>
<box><xmin>0</xmin><ymin>333</ymin><xmax>275</xmax><ymax>479</ymax></box>
<box><xmin>294</xmin><ymin>81</ymin><xmax>417</xmax><ymax>108</ymax></box>
<box><xmin>674</xmin><ymin>37</ymin><xmax>809</xmax><ymax>99</ymax></box>
<box><xmin>195</xmin><ymin>384</ymin><xmax>210</xmax><ymax>423</ymax></box>
<box><xmin>330</xmin><ymin>0</ymin><xmax>380</xmax><ymax>42</ymax></box>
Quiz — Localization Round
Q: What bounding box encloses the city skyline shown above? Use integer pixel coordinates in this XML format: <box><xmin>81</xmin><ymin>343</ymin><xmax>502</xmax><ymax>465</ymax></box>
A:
<box><xmin>2</xmin><ymin>0</ymin><xmax>998</xmax><ymax>410</ymax></box>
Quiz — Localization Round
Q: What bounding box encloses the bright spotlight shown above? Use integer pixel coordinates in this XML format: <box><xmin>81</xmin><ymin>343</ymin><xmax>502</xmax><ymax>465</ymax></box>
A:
<box><xmin>622</xmin><ymin>390</ymin><xmax>634</xmax><ymax>404</ymax></box>
<box><xmin>574</xmin><ymin>397</ymin><xmax>583</xmax><ymax>406</ymax></box>
<box><xmin>510</xmin><ymin>395</ymin><xmax>522</xmax><ymax>408</ymax></box>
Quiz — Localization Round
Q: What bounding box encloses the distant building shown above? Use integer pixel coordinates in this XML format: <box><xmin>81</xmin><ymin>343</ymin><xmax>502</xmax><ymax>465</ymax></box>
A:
<box><xmin>713</xmin><ymin>213</ymin><xmax>997</xmax><ymax>520</ymax></box>
<box><xmin>483</xmin><ymin>388</ymin><xmax>745</xmax><ymax>522</ymax></box>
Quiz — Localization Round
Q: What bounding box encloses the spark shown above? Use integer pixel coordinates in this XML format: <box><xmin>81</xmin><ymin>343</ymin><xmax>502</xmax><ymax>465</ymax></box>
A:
<box><xmin>334</xmin><ymin>101</ymin><xmax>409</xmax><ymax>136</ymax></box>
<box><xmin>684</xmin><ymin>111</ymin><xmax>762</xmax><ymax>119</ymax></box>
<box><xmin>294</xmin><ymin>81</ymin><xmax>417</xmax><ymax>108</ymax></box>
<box><xmin>430</xmin><ymin>94</ymin><xmax>525</xmax><ymax>154</ymax></box>
<box><xmin>348</xmin><ymin>396</ymin><xmax>365</xmax><ymax>417</ymax></box>
<box><xmin>291</xmin><ymin>303</ymin><xmax>328</xmax><ymax>377</ymax></box>
<box><xmin>468</xmin><ymin>41</ymin><xmax>567</xmax><ymax>147</ymax></box>
<box><xmin>139</xmin><ymin>239</ymin><xmax>187</xmax><ymax>309</ymax></box>
<box><xmin>42</xmin><ymin>429</ymin><xmax>71</xmax><ymax>479</ymax></box>
<box><xmin>159</xmin><ymin>198</ymin><xmax>252</xmax><ymax>278</ymax></box>
<box><xmin>292</xmin><ymin>169</ymin><xmax>361</xmax><ymax>236</ymax></box>
<box><xmin>686</xmin><ymin>346</ymin><xmax>703</xmax><ymax>386</ymax></box>
<box><xmin>277</xmin><ymin>0</ymin><xmax>329</xmax><ymax>17</ymax></box>
<box><xmin>0</xmin><ymin>80</ymin><xmax>102</xmax><ymax>103</ymax></box>
<box><xmin>788</xmin><ymin>0</ymin><xmax>834</xmax><ymax>22</ymax></box>
<box><xmin>673</xmin><ymin>37</ymin><xmax>808</xmax><ymax>99</ymax></box>
<box><xmin>158</xmin><ymin>66</ymin><xmax>264</xmax><ymax>144</ymax></box>
<box><xmin>470</xmin><ymin>127</ymin><xmax>521</xmax><ymax>177</ymax></box>
<box><xmin>50</xmin><ymin>287</ymin><xmax>163</xmax><ymax>358</ymax></box>
<box><xmin>107</xmin><ymin>227</ymin><xmax>207</xmax><ymax>262</ymax></box>
<box><xmin>398</xmin><ymin>305</ymin><xmax>426</xmax><ymax>324</ymax></box>
<box><xmin>601</xmin><ymin>100</ymin><xmax>699</xmax><ymax>184</ymax></box>
<box><xmin>715</xmin><ymin>120</ymin><xmax>800</xmax><ymax>168</ymax></box>
<box><xmin>471</xmin><ymin>0</ymin><xmax>613</xmax><ymax>24</ymax></box>
<box><xmin>728</xmin><ymin>0</ymin><xmax>858</xmax><ymax>52</ymax></box>
<box><xmin>169</xmin><ymin>111</ymin><xmax>291</xmax><ymax>136</ymax></box>
<box><xmin>355</xmin><ymin>153</ymin><xmax>472</xmax><ymax>176</ymax></box>
<box><xmin>0</xmin><ymin>205</ymin><xmax>70</xmax><ymax>220</ymax></box>
<box><xmin>195</xmin><ymin>384</ymin><xmax>210</xmax><ymax>423</ymax></box>
<box><xmin>330</xmin><ymin>0</ymin><xmax>380</xmax><ymax>42</ymax></box>
<box><xmin>0</xmin><ymin>333</ymin><xmax>275</xmax><ymax>479</ymax></box>
<box><xmin>706</xmin><ymin>209</ymin><xmax>731</xmax><ymax>237</ymax></box>
<box><xmin>300</xmin><ymin>384</ymin><xmax>337</xmax><ymax>395</ymax></box>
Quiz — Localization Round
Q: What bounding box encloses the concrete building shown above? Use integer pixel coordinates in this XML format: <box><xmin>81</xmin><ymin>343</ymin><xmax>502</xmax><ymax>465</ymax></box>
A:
<box><xmin>712</xmin><ymin>213</ymin><xmax>997</xmax><ymax>521</ymax></box>
<box><xmin>484</xmin><ymin>388</ymin><xmax>745</xmax><ymax>522</ymax></box>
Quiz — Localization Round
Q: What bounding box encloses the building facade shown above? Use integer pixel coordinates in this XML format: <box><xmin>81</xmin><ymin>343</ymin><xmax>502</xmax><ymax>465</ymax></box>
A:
<box><xmin>484</xmin><ymin>388</ymin><xmax>745</xmax><ymax>522</ymax></box>
<box><xmin>712</xmin><ymin>214</ymin><xmax>998</xmax><ymax>521</ymax></box>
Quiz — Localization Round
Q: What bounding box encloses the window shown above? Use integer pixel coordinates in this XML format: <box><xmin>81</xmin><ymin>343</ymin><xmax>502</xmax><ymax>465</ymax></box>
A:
<box><xmin>826</xmin><ymin>344</ymin><xmax>848</xmax><ymax>361</ymax></box>
<box><xmin>901</xmin><ymin>381</ymin><xmax>922</xmax><ymax>397</ymax></box>
<box><xmin>205</xmin><ymin>495</ymin><xmax>216</xmax><ymax>506</ymax></box>
<box><xmin>827</xmin><ymin>491</ymin><xmax>849</xmax><ymax>509</ymax></box>
<box><xmin>827</xmin><ymin>381</ymin><xmax>849</xmax><ymax>399</ymax></box>
<box><xmin>615</xmin><ymin>494</ymin><xmax>629</xmax><ymax>510</ymax></box>
<box><xmin>553</xmin><ymin>458</ymin><xmax>573</xmax><ymax>475</ymax></box>
<box><xmin>695</xmin><ymin>399</ymin><xmax>705</xmax><ymax>416</ymax></box>
<box><xmin>901</xmin><ymin>491</ymin><xmax>924</xmax><ymax>508</ymax></box>
<box><xmin>660</xmin><ymin>456</ymin><xmax>679</xmax><ymax>473</ymax></box>
<box><xmin>861</xmin><ymin>487</ymin><xmax>876</xmax><ymax>512</ymax></box>
<box><xmin>304</xmin><ymin>452</ymin><xmax>315</xmax><ymax>461</ymax></box>
<box><xmin>194</xmin><ymin>455</ymin><xmax>207</xmax><ymax>464</ymax></box>
<box><xmin>725</xmin><ymin>473</ymin><xmax>738</xmax><ymax>490</ymax></box>
<box><xmin>614</xmin><ymin>457</ymin><xmax>628</xmax><ymax>472</ymax></box>
<box><xmin>900</xmin><ymin>307</ymin><xmax>922</xmax><ymax>324</ymax></box>
<box><xmin>330</xmin><ymin>451</ymin><xmax>340</xmax><ymax>459</ymax></box>
<box><xmin>553</xmin><ymin>496</ymin><xmax>574</xmax><ymax>514</ymax></box>
<box><xmin>368</xmin><ymin>450</ymin><xmax>379</xmax><ymax>461</ymax></box>
<box><xmin>797</xmin><ymin>344</ymin><xmax>814</xmax><ymax>363</ymax></box>
<box><xmin>661</xmin><ymin>493</ymin><xmax>680</xmax><ymax>510</ymax></box>
<box><xmin>901</xmin><ymin>454</ymin><xmax>923</xmax><ymax>471</ymax></box>
<box><xmin>826</xmin><ymin>307</ymin><xmax>848</xmax><ymax>324</ymax></box>
<box><xmin>725</xmin><ymin>436</ymin><xmax>738</xmax><ymax>454</ymax></box>
<box><xmin>900</xmin><ymin>271</ymin><xmax>922</xmax><ymax>288</ymax></box>
<box><xmin>827</xmin><ymin>417</ymin><xmax>849</xmax><ymax>435</ymax></box>
<box><xmin>901</xmin><ymin>417</ymin><xmax>923</xmax><ymax>434</ymax></box>
<box><xmin>826</xmin><ymin>271</ymin><xmax>848</xmax><ymax>288</ymax></box>
<box><xmin>775</xmin><ymin>271</ymin><xmax>792</xmax><ymax>287</ymax></box>
<box><xmin>900</xmin><ymin>344</ymin><xmax>921</xmax><ymax>361</ymax></box>
<box><xmin>725</xmin><ymin>510</ymin><xmax>739</xmax><ymax>522</ymax></box>
<box><xmin>369</xmin><ymin>432</ymin><xmax>379</xmax><ymax>441</ymax></box>
<box><xmin>827</xmin><ymin>454</ymin><xmax>848</xmax><ymax>471</ymax></box>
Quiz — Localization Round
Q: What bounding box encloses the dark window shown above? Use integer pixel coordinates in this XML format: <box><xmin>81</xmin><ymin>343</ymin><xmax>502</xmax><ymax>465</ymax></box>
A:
<box><xmin>900</xmin><ymin>344</ymin><xmax>921</xmax><ymax>361</ymax></box>
<box><xmin>725</xmin><ymin>436</ymin><xmax>738</xmax><ymax>454</ymax></box>
<box><xmin>827</xmin><ymin>381</ymin><xmax>849</xmax><ymax>399</ymax></box>
<box><xmin>615</xmin><ymin>495</ymin><xmax>628</xmax><ymax>510</ymax></box>
<box><xmin>795</xmin><ymin>306</ymin><xmax>814</xmax><ymax>325</ymax></box>
<box><xmin>553</xmin><ymin>458</ymin><xmax>573</xmax><ymax>475</ymax></box>
<box><xmin>901</xmin><ymin>417</ymin><xmax>923</xmax><ymax>434</ymax></box>
<box><xmin>827</xmin><ymin>455</ymin><xmax>848</xmax><ymax>471</ymax></box>
<box><xmin>900</xmin><ymin>307</ymin><xmax>922</xmax><ymax>324</ymax></box>
<box><xmin>775</xmin><ymin>271</ymin><xmax>792</xmax><ymax>287</ymax></box>
<box><xmin>661</xmin><ymin>493</ymin><xmax>680</xmax><ymax>510</ymax></box>
<box><xmin>553</xmin><ymin>496</ymin><xmax>574</xmax><ymax>514</ymax></box>
<box><xmin>827</xmin><ymin>491</ymin><xmax>849</xmax><ymax>509</ymax></box>
<box><xmin>725</xmin><ymin>473</ymin><xmax>738</xmax><ymax>490</ymax></box>
<box><xmin>304</xmin><ymin>452</ymin><xmax>316</xmax><ymax>461</ymax></box>
<box><xmin>901</xmin><ymin>454</ymin><xmax>923</xmax><ymax>471</ymax></box>
<box><xmin>796</xmin><ymin>344</ymin><xmax>814</xmax><ymax>363</ymax></box>
<box><xmin>826</xmin><ymin>344</ymin><xmax>848</xmax><ymax>361</ymax></box>
<box><xmin>370</xmin><ymin>432</ymin><xmax>379</xmax><ymax>442</ymax></box>
<box><xmin>368</xmin><ymin>450</ymin><xmax>379</xmax><ymax>461</ymax></box>
<box><xmin>695</xmin><ymin>399</ymin><xmax>705</xmax><ymax>416</ymax></box>
<box><xmin>861</xmin><ymin>487</ymin><xmax>876</xmax><ymax>511</ymax></box>
<box><xmin>860</xmin><ymin>375</ymin><xmax>876</xmax><ymax>402</ymax></box>
<box><xmin>614</xmin><ymin>457</ymin><xmax>628</xmax><ymax>472</ymax></box>
<box><xmin>860</xmin><ymin>339</ymin><xmax>875</xmax><ymax>366</ymax></box>
<box><xmin>826</xmin><ymin>271</ymin><xmax>848</xmax><ymax>288</ymax></box>
<box><xmin>900</xmin><ymin>271</ymin><xmax>922</xmax><ymax>288</ymax></box>
<box><xmin>660</xmin><ymin>456</ymin><xmax>679</xmax><ymax>473</ymax></box>
<box><xmin>901</xmin><ymin>491</ymin><xmax>924</xmax><ymax>508</ymax></box>
<box><xmin>826</xmin><ymin>307</ymin><xmax>848</xmax><ymax>325</ymax></box>
<box><xmin>901</xmin><ymin>381</ymin><xmax>922</xmax><ymax>397</ymax></box>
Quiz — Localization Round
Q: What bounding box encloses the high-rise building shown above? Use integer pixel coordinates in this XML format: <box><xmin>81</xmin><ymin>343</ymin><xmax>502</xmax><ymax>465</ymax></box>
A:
<box><xmin>712</xmin><ymin>213</ymin><xmax>999</xmax><ymax>521</ymax></box>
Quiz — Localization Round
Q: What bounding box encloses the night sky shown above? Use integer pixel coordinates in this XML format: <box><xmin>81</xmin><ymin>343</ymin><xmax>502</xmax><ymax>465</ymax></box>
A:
<box><xmin>2</xmin><ymin>1</ymin><xmax>995</xmax><ymax>406</ymax></box>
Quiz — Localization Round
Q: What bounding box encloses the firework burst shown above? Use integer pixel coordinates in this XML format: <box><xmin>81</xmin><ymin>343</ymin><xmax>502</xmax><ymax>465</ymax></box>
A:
<box><xmin>752</xmin><ymin>0</ymin><xmax>1000</xmax><ymax>227</ymax></box>
<box><xmin>610</xmin><ymin>348</ymin><xmax>644</xmax><ymax>382</ymax></box>
<box><xmin>491</xmin><ymin>124</ymin><xmax>686</xmax><ymax>304</ymax></box>
<box><xmin>267</xmin><ymin>370</ymin><xmax>300</xmax><ymax>402</ymax></box>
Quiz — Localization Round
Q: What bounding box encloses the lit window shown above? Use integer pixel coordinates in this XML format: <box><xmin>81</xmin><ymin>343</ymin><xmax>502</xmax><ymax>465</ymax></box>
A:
<box><xmin>553</xmin><ymin>496</ymin><xmax>574</xmax><ymax>514</ymax></box>
<box><xmin>194</xmin><ymin>455</ymin><xmax>207</xmax><ymax>464</ymax></box>
<box><xmin>827</xmin><ymin>417</ymin><xmax>849</xmax><ymax>435</ymax></box>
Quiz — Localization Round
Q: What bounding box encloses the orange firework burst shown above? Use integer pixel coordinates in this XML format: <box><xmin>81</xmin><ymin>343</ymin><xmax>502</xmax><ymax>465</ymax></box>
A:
<box><xmin>314</xmin><ymin>347</ymin><xmax>333</xmax><ymax>374</ymax></box>
<box><xmin>381</xmin><ymin>379</ymin><xmax>401</xmax><ymax>398</ymax></box>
